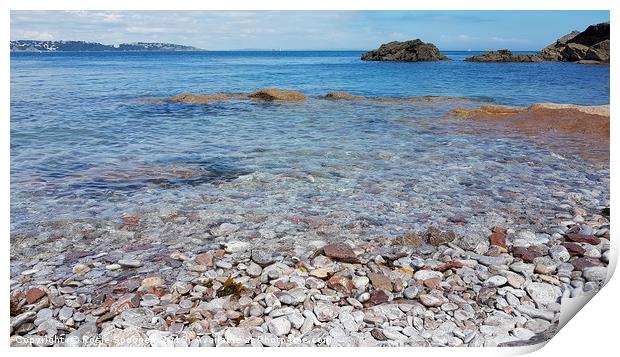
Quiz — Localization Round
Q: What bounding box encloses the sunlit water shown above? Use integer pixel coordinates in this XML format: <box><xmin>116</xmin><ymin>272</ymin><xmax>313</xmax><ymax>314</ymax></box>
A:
<box><xmin>10</xmin><ymin>51</ymin><xmax>610</xmax><ymax>243</ymax></box>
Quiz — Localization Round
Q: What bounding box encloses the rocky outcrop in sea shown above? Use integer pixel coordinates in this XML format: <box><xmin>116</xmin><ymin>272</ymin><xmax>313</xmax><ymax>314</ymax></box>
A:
<box><xmin>464</xmin><ymin>50</ymin><xmax>543</xmax><ymax>63</ymax></box>
<box><xmin>464</xmin><ymin>22</ymin><xmax>610</xmax><ymax>64</ymax></box>
<box><xmin>538</xmin><ymin>22</ymin><xmax>610</xmax><ymax>63</ymax></box>
<box><xmin>361</xmin><ymin>40</ymin><xmax>448</xmax><ymax>62</ymax></box>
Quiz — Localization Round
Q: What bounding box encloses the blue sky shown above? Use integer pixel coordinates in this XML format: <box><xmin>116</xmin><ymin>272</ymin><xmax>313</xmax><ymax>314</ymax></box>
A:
<box><xmin>10</xmin><ymin>10</ymin><xmax>610</xmax><ymax>51</ymax></box>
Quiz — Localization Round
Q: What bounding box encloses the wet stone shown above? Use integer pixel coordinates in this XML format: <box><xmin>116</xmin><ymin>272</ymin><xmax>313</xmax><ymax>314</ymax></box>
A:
<box><xmin>489</xmin><ymin>231</ymin><xmax>507</xmax><ymax>249</ymax></box>
<box><xmin>25</xmin><ymin>287</ymin><xmax>46</xmax><ymax>304</ymax></box>
<box><xmin>322</xmin><ymin>243</ymin><xmax>358</xmax><ymax>263</ymax></box>
<box><xmin>213</xmin><ymin>223</ymin><xmax>240</xmax><ymax>236</ymax></box>
<box><xmin>140</xmin><ymin>294</ymin><xmax>160</xmax><ymax>307</ymax></box>
<box><xmin>106</xmin><ymin>264</ymin><xmax>121</xmax><ymax>271</ymax></box>
<box><xmin>73</xmin><ymin>311</ymin><xmax>86</xmax><ymax>322</ymax></box>
<box><xmin>35</xmin><ymin>308</ymin><xmax>53</xmax><ymax>325</ymax></box>
<box><xmin>58</xmin><ymin>306</ymin><xmax>74</xmax><ymax>321</ymax></box>
<box><xmin>141</xmin><ymin>276</ymin><xmax>164</xmax><ymax>289</ymax></box>
<box><xmin>72</xmin><ymin>263</ymin><xmax>91</xmax><ymax>275</ymax></box>
<box><xmin>251</xmin><ymin>249</ymin><xmax>277</xmax><ymax>267</ymax></box>
<box><xmin>426</xmin><ymin>227</ymin><xmax>456</xmax><ymax>246</ymax></box>
<box><xmin>118</xmin><ymin>259</ymin><xmax>142</xmax><ymax>268</ymax></box>
<box><xmin>172</xmin><ymin>281</ymin><xmax>192</xmax><ymax>295</ymax></box>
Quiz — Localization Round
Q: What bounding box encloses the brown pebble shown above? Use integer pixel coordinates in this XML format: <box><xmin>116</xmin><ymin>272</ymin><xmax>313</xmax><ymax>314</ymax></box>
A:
<box><xmin>25</xmin><ymin>288</ymin><xmax>46</xmax><ymax>304</ymax></box>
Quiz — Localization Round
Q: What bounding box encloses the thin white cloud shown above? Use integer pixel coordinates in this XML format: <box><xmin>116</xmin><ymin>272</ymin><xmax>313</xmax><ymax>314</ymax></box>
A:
<box><xmin>14</xmin><ymin>30</ymin><xmax>54</xmax><ymax>41</ymax></box>
<box><xmin>489</xmin><ymin>36</ymin><xmax>531</xmax><ymax>45</ymax></box>
<box><xmin>125</xmin><ymin>26</ymin><xmax>169</xmax><ymax>34</ymax></box>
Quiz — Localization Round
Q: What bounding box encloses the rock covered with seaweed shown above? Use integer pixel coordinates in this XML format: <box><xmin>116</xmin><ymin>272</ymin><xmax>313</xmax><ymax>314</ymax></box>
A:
<box><xmin>464</xmin><ymin>50</ymin><xmax>543</xmax><ymax>63</ymax></box>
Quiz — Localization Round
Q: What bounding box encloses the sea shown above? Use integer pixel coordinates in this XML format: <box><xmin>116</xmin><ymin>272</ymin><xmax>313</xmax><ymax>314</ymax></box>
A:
<box><xmin>10</xmin><ymin>51</ymin><xmax>610</xmax><ymax>238</ymax></box>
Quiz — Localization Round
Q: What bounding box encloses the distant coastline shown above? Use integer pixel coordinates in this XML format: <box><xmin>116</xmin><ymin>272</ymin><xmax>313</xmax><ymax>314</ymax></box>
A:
<box><xmin>10</xmin><ymin>40</ymin><xmax>205</xmax><ymax>52</ymax></box>
<box><xmin>9</xmin><ymin>41</ymin><xmax>543</xmax><ymax>53</ymax></box>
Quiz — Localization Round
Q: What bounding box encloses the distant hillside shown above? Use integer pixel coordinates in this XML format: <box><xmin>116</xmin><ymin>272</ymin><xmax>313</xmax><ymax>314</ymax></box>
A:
<box><xmin>10</xmin><ymin>40</ymin><xmax>204</xmax><ymax>52</ymax></box>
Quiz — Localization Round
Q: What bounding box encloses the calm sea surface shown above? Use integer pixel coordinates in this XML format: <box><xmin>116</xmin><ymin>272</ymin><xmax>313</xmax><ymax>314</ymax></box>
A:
<box><xmin>10</xmin><ymin>51</ymin><xmax>610</xmax><ymax>236</ymax></box>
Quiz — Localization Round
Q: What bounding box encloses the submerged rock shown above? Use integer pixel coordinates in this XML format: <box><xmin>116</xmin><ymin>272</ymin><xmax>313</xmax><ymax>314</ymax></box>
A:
<box><xmin>164</xmin><ymin>92</ymin><xmax>229</xmax><ymax>103</ymax></box>
<box><xmin>323</xmin><ymin>91</ymin><xmax>366</xmax><ymax>100</ymax></box>
<box><xmin>322</xmin><ymin>242</ymin><xmax>358</xmax><ymax>263</ymax></box>
<box><xmin>361</xmin><ymin>39</ymin><xmax>448</xmax><ymax>62</ymax></box>
<box><xmin>248</xmin><ymin>88</ymin><xmax>305</xmax><ymax>101</ymax></box>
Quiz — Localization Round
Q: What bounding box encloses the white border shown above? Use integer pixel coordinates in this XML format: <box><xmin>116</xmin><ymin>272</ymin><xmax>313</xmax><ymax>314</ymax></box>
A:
<box><xmin>3</xmin><ymin>1</ymin><xmax>617</xmax><ymax>357</ymax></box>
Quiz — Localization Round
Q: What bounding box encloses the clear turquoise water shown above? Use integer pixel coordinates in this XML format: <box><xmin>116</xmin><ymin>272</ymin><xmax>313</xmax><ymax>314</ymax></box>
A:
<box><xmin>10</xmin><ymin>51</ymin><xmax>610</xmax><ymax>236</ymax></box>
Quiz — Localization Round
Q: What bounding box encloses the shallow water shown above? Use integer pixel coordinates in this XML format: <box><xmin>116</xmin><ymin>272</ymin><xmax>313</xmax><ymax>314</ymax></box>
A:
<box><xmin>10</xmin><ymin>51</ymin><xmax>610</xmax><ymax>241</ymax></box>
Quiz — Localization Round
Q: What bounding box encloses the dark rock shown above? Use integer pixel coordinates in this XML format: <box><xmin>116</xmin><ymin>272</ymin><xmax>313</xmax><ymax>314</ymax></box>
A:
<box><xmin>570</xmin><ymin>22</ymin><xmax>610</xmax><ymax>47</ymax></box>
<box><xmin>366</xmin><ymin>290</ymin><xmax>390</xmax><ymax>306</ymax></box>
<box><xmin>436</xmin><ymin>261</ymin><xmax>464</xmax><ymax>272</ymax></box>
<box><xmin>538</xmin><ymin>22</ymin><xmax>609</xmax><ymax>63</ymax></box>
<box><xmin>371</xmin><ymin>328</ymin><xmax>388</xmax><ymax>341</ymax></box>
<box><xmin>361</xmin><ymin>39</ymin><xmax>448</xmax><ymax>62</ymax></box>
<box><xmin>465</xmin><ymin>50</ymin><xmax>543</xmax><ymax>63</ymax></box>
<box><xmin>561</xmin><ymin>242</ymin><xmax>586</xmax><ymax>255</ymax></box>
<box><xmin>565</xmin><ymin>233</ymin><xmax>600</xmax><ymax>245</ymax></box>
<box><xmin>473</xmin><ymin>22</ymin><xmax>610</xmax><ymax>64</ymax></box>
<box><xmin>322</xmin><ymin>243</ymin><xmax>358</xmax><ymax>263</ymax></box>
<box><xmin>512</xmin><ymin>246</ymin><xmax>547</xmax><ymax>263</ymax></box>
<box><xmin>571</xmin><ymin>257</ymin><xmax>601</xmax><ymax>271</ymax></box>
